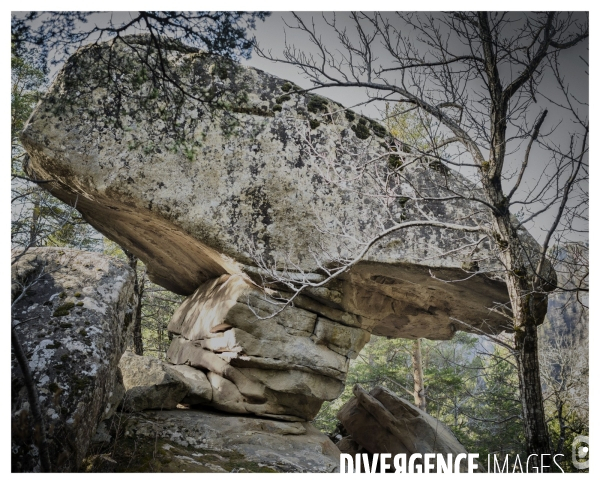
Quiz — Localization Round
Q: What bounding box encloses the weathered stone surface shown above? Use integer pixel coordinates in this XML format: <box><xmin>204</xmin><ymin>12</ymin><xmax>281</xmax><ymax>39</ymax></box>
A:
<box><xmin>167</xmin><ymin>364</ymin><xmax>213</xmax><ymax>405</ymax></box>
<box><xmin>11</xmin><ymin>247</ymin><xmax>136</xmax><ymax>472</ymax></box>
<box><xmin>336</xmin><ymin>436</ymin><xmax>362</xmax><ymax>455</ymax></box>
<box><xmin>165</xmin><ymin>274</ymin><xmax>365</xmax><ymax>419</ymax></box>
<box><xmin>18</xmin><ymin>33</ymin><xmax>540</xmax><ymax>340</ymax></box>
<box><xmin>337</xmin><ymin>385</ymin><xmax>483</xmax><ymax>472</ymax></box>
<box><xmin>86</xmin><ymin>408</ymin><xmax>341</xmax><ymax>472</ymax></box>
<box><xmin>119</xmin><ymin>351</ymin><xmax>189</xmax><ymax>412</ymax></box>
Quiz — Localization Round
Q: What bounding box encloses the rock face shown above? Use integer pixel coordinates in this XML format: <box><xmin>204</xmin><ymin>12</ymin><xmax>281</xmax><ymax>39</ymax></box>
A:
<box><xmin>19</xmin><ymin>34</ymin><xmax>533</xmax><ymax>340</ymax></box>
<box><xmin>87</xmin><ymin>408</ymin><xmax>341</xmax><ymax>472</ymax></box>
<box><xmin>11</xmin><ymin>248</ymin><xmax>136</xmax><ymax>472</ymax></box>
<box><xmin>337</xmin><ymin>385</ymin><xmax>483</xmax><ymax>472</ymax></box>
<box><xmin>165</xmin><ymin>274</ymin><xmax>369</xmax><ymax>420</ymax></box>
<box><xmin>118</xmin><ymin>351</ymin><xmax>212</xmax><ymax>411</ymax></box>
<box><xmin>119</xmin><ymin>351</ymin><xmax>189</xmax><ymax>411</ymax></box>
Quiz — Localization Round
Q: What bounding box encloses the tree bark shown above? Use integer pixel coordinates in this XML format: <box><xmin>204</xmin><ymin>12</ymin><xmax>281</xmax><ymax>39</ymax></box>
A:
<box><xmin>491</xmin><ymin>213</ymin><xmax>553</xmax><ymax>464</ymax></box>
<box><xmin>11</xmin><ymin>326</ymin><xmax>52</xmax><ymax>472</ymax></box>
<box><xmin>514</xmin><ymin>319</ymin><xmax>552</xmax><ymax>468</ymax></box>
<box><xmin>411</xmin><ymin>338</ymin><xmax>427</xmax><ymax>412</ymax></box>
<box><xmin>29</xmin><ymin>190</ymin><xmax>40</xmax><ymax>247</ymax></box>
<box><xmin>125</xmin><ymin>250</ymin><xmax>144</xmax><ymax>356</ymax></box>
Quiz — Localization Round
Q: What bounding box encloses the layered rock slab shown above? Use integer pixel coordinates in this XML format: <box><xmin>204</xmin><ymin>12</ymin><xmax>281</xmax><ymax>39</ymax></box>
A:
<box><xmin>337</xmin><ymin>385</ymin><xmax>483</xmax><ymax>472</ymax></box>
<box><xmin>11</xmin><ymin>248</ymin><xmax>136</xmax><ymax>472</ymax></box>
<box><xmin>87</xmin><ymin>408</ymin><xmax>341</xmax><ymax>472</ymax></box>
<box><xmin>19</xmin><ymin>34</ymin><xmax>533</xmax><ymax>339</ymax></box>
<box><xmin>165</xmin><ymin>274</ymin><xmax>369</xmax><ymax>420</ymax></box>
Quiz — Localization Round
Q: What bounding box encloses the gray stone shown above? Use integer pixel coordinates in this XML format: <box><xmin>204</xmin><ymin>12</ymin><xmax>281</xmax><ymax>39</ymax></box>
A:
<box><xmin>88</xmin><ymin>407</ymin><xmax>341</xmax><ymax>472</ymax></box>
<box><xmin>119</xmin><ymin>351</ymin><xmax>188</xmax><ymax>412</ymax></box>
<box><xmin>164</xmin><ymin>274</ymin><xmax>365</xmax><ymax>419</ymax></box>
<box><xmin>11</xmin><ymin>247</ymin><xmax>136</xmax><ymax>472</ymax></box>
<box><xmin>167</xmin><ymin>364</ymin><xmax>212</xmax><ymax>405</ymax></box>
<box><xmin>18</xmin><ymin>34</ymin><xmax>543</xmax><ymax>340</ymax></box>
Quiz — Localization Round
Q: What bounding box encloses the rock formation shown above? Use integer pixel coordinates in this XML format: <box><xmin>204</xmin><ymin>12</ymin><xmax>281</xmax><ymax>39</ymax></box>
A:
<box><xmin>11</xmin><ymin>248</ymin><xmax>136</xmax><ymax>472</ymax></box>
<box><xmin>18</xmin><ymin>34</ymin><xmax>549</xmax><ymax>425</ymax></box>
<box><xmin>337</xmin><ymin>385</ymin><xmax>483</xmax><ymax>472</ymax></box>
<box><xmin>20</xmin><ymin>34</ymin><xmax>527</xmax><ymax>342</ymax></box>
<box><xmin>87</xmin><ymin>408</ymin><xmax>341</xmax><ymax>472</ymax></box>
<box><xmin>117</xmin><ymin>278</ymin><xmax>368</xmax><ymax>420</ymax></box>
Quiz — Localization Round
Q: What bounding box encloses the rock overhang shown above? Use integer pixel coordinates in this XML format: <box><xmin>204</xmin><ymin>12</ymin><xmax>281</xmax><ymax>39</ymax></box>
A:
<box><xmin>20</xmin><ymin>34</ymin><xmax>540</xmax><ymax>339</ymax></box>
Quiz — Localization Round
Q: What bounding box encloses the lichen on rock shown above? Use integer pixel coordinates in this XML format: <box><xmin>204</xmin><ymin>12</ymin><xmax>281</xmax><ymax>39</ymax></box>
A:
<box><xmin>11</xmin><ymin>247</ymin><xmax>136</xmax><ymax>472</ymax></box>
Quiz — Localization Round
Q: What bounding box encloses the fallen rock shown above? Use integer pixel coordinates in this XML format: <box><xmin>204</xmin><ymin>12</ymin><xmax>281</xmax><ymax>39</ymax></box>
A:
<box><xmin>11</xmin><ymin>247</ymin><xmax>136</xmax><ymax>472</ymax></box>
<box><xmin>19</xmin><ymin>33</ymin><xmax>550</xmax><ymax>339</ymax></box>
<box><xmin>337</xmin><ymin>385</ymin><xmax>483</xmax><ymax>472</ymax></box>
<box><xmin>336</xmin><ymin>436</ymin><xmax>362</xmax><ymax>455</ymax></box>
<box><xmin>86</xmin><ymin>408</ymin><xmax>341</xmax><ymax>472</ymax></box>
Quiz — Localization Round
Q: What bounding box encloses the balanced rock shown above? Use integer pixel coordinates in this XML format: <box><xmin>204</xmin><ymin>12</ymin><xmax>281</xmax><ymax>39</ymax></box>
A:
<box><xmin>11</xmin><ymin>248</ymin><xmax>136</xmax><ymax>472</ymax></box>
<box><xmin>337</xmin><ymin>385</ymin><xmax>483</xmax><ymax>472</ymax></box>
<box><xmin>18</xmin><ymin>34</ymin><xmax>540</xmax><ymax>340</ymax></box>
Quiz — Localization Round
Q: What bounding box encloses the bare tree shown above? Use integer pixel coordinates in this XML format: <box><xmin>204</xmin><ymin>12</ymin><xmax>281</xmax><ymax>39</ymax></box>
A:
<box><xmin>412</xmin><ymin>338</ymin><xmax>427</xmax><ymax>412</ymax></box>
<box><xmin>254</xmin><ymin>12</ymin><xmax>588</xmax><ymax>461</ymax></box>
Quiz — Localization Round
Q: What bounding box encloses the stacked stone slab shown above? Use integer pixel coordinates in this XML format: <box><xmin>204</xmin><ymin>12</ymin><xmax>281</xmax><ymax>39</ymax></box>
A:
<box><xmin>165</xmin><ymin>274</ymin><xmax>370</xmax><ymax>420</ymax></box>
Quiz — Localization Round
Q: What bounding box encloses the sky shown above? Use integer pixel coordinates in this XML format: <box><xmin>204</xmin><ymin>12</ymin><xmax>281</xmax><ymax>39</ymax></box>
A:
<box><xmin>243</xmin><ymin>12</ymin><xmax>589</xmax><ymax>245</ymax></box>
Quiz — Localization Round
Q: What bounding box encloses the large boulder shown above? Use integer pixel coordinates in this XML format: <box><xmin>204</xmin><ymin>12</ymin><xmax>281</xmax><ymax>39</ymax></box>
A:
<box><xmin>11</xmin><ymin>248</ymin><xmax>136</xmax><ymax>472</ymax></box>
<box><xmin>337</xmin><ymin>385</ymin><xmax>483</xmax><ymax>472</ymax></box>
<box><xmin>86</xmin><ymin>408</ymin><xmax>341</xmax><ymax>472</ymax></box>
<box><xmin>19</xmin><ymin>34</ymin><xmax>529</xmax><ymax>340</ymax></box>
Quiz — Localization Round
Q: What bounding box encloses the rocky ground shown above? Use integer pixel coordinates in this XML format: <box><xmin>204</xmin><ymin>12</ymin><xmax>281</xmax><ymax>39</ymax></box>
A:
<box><xmin>86</xmin><ymin>407</ymin><xmax>340</xmax><ymax>473</ymax></box>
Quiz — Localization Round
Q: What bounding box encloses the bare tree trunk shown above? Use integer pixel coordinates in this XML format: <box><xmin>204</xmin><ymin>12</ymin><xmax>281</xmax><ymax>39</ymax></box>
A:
<box><xmin>494</xmin><ymin>215</ymin><xmax>553</xmax><ymax>463</ymax></box>
<box><xmin>514</xmin><ymin>318</ymin><xmax>552</xmax><ymax>466</ymax></box>
<box><xmin>124</xmin><ymin>250</ymin><xmax>144</xmax><ymax>356</ymax></box>
<box><xmin>29</xmin><ymin>190</ymin><xmax>40</xmax><ymax>247</ymax></box>
<box><xmin>11</xmin><ymin>327</ymin><xmax>51</xmax><ymax>472</ymax></box>
<box><xmin>411</xmin><ymin>338</ymin><xmax>426</xmax><ymax>412</ymax></box>
<box><xmin>133</xmin><ymin>275</ymin><xmax>145</xmax><ymax>355</ymax></box>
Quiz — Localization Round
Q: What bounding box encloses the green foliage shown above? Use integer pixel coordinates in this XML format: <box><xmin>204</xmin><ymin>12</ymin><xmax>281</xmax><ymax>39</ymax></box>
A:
<box><xmin>276</xmin><ymin>94</ymin><xmax>291</xmax><ymax>104</ymax></box>
<box><xmin>384</xmin><ymin>102</ymin><xmax>451</xmax><ymax>174</ymax></box>
<box><xmin>351</xmin><ymin>122</ymin><xmax>371</xmax><ymax>140</ymax></box>
<box><xmin>11</xmin><ymin>45</ymin><xmax>101</xmax><ymax>252</ymax></box>
<box><xmin>307</xmin><ymin>95</ymin><xmax>329</xmax><ymax>114</ymax></box>
<box><xmin>370</xmin><ymin>121</ymin><xmax>387</xmax><ymax>138</ymax></box>
<box><xmin>103</xmin><ymin>239</ymin><xmax>184</xmax><ymax>360</ymax></box>
<box><xmin>309</xmin><ymin>119</ymin><xmax>321</xmax><ymax>130</ymax></box>
<box><xmin>384</xmin><ymin>103</ymin><xmax>437</xmax><ymax>153</ymax></box>
<box><xmin>53</xmin><ymin>302</ymin><xmax>74</xmax><ymax>317</ymax></box>
<box><xmin>314</xmin><ymin>333</ymin><xmax>526</xmax><ymax>464</ymax></box>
